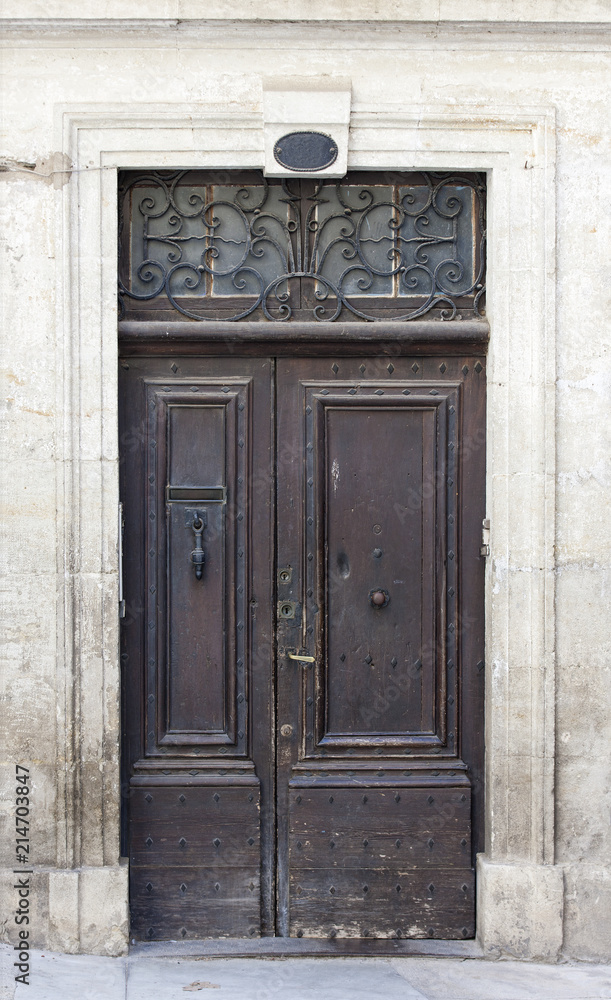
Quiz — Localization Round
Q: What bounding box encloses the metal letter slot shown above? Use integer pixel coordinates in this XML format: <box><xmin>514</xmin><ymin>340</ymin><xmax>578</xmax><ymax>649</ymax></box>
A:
<box><xmin>167</xmin><ymin>486</ymin><xmax>225</xmax><ymax>502</ymax></box>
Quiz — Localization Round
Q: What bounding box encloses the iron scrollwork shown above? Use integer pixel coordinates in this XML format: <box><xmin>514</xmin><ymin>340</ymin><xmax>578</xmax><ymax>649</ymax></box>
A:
<box><xmin>118</xmin><ymin>170</ymin><xmax>486</xmax><ymax>322</ymax></box>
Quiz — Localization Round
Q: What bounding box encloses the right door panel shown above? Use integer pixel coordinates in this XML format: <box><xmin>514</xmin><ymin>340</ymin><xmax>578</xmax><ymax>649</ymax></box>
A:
<box><xmin>275</xmin><ymin>355</ymin><xmax>485</xmax><ymax>940</ymax></box>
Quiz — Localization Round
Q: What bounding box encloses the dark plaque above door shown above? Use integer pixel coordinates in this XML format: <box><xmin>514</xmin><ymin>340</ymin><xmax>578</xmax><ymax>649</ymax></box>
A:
<box><xmin>273</xmin><ymin>131</ymin><xmax>339</xmax><ymax>172</ymax></box>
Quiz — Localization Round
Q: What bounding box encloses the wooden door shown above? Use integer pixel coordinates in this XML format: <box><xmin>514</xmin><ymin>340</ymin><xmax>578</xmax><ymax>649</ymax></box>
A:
<box><xmin>276</xmin><ymin>356</ymin><xmax>485</xmax><ymax>940</ymax></box>
<box><xmin>120</xmin><ymin>356</ymin><xmax>276</xmax><ymax>940</ymax></box>
<box><xmin>120</xmin><ymin>351</ymin><xmax>485</xmax><ymax>943</ymax></box>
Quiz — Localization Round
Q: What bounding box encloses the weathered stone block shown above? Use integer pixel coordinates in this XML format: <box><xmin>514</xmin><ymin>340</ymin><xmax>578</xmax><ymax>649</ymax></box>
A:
<box><xmin>477</xmin><ymin>857</ymin><xmax>564</xmax><ymax>961</ymax></box>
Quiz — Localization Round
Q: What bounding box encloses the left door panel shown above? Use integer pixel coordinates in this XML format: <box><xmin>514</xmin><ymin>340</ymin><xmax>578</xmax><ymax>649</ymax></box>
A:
<box><xmin>119</xmin><ymin>356</ymin><xmax>274</xmax><ymax>940</ymax></box>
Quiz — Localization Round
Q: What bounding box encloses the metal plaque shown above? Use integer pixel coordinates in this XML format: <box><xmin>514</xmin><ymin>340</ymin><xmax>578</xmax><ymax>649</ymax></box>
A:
<box><xmin>273</xmin><ymin>131</ymin><xmax>338</xmax><ymax>172</ymax></box>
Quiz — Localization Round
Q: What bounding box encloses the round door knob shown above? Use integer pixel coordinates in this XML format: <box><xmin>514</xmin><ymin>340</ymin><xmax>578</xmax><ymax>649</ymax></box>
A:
<box><xmin>369</xmin><ymin>589</ymin><xmax>390</xmax><ymax>608</ymax></box>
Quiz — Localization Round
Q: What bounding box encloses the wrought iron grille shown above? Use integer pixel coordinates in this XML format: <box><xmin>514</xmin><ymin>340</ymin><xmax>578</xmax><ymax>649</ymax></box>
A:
<box><xmin>118</xmin><ymin>170</ymin><xmax>485</xmax><ymax>322</ymax></box>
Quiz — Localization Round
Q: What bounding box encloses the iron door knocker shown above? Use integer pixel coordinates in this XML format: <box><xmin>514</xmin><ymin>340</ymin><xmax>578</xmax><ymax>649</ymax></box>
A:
<box><xmin>190</xmin><ymin>512</ymin><xmax>206</xmax><ymax>580</ymax></box>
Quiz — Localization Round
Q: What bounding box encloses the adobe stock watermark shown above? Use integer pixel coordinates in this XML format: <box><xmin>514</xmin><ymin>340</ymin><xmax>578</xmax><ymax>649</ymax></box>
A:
<box><xmin>13</xmin><ymin>764</ymin><xmax>33</xmax><ymax>986</ymax></box>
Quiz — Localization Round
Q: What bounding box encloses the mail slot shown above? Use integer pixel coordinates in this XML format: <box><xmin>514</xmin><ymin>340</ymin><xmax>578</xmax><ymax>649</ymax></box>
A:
<box><xmin>166</xmin><ymin>486</ymin><xmax>226</xmax><ymax>502</ymax></box>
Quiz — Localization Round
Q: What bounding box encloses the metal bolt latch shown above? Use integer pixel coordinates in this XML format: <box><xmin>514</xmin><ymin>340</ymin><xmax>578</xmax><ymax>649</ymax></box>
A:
<box><xmin>480</xmin><ymin>518</ymin><xmax>490</xmax><ymax>557</ymax></box>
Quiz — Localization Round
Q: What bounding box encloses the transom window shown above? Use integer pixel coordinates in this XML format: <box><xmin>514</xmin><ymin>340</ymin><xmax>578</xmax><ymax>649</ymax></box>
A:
<box><xmin>118</xmin><ymin>170</ymin><xmax>485</xmax><ymax>322</ymax></box>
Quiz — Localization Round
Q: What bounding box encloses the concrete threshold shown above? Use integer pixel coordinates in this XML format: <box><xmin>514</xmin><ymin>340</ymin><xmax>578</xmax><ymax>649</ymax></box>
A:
<box><xmin>129</xmin><ymin>936</ymin><xmax>484</xmax><ymax>959</ymax></box>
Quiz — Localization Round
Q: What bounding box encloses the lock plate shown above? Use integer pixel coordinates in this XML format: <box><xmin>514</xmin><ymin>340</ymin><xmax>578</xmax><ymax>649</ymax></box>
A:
<box><xmin>277</xmin><ymin>600</ymin><xmax>298</xmax><ymax>620</ymax></box>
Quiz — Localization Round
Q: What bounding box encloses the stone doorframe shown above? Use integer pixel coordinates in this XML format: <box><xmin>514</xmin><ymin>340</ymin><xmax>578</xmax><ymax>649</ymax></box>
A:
<box><xmin>52</xmin><ymin>100</ymin><xmax>559</xmax><ymax>957</ymax></box>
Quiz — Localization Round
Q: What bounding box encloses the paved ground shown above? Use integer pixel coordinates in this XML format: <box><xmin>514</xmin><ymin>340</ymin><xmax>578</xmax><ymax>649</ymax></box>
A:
<box><xmin>1</xmin><ymin>947</ymin><xmax>610</xmax><ymax>1000</ymax></box>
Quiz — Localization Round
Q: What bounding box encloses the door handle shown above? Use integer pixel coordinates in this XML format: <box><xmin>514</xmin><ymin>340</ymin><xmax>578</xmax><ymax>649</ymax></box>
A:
<box><xmin>287</xmin><ymin>652</ymin><xmax>316</xmax><ymax>663</ymax></box>
<box><xmin>189</xmin><ymin>510</ymin><xmax>206</xmax><ymax>580</ymax></box>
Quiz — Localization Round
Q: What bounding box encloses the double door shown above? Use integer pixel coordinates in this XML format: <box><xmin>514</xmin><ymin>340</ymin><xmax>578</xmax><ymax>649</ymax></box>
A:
<box><xmin>120</xmin><ymin>351</ymin><xmax>485</xmax><ymax>942</ymax></box>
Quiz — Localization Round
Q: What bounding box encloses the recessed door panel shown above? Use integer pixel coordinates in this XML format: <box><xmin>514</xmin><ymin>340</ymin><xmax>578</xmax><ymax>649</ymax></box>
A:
<box><xmin>168</xmin><ymin>402</ymin><xmax>226</xmax><ymax>486</ymax></box>
<box><xmin>165</xmin><ymin>400</ymin><xmax>229</xmax><ymax>736</ymax></box>
<box><xmin>324</xmin><ymin>403</ymin><xmax>436</xmax><ymax>737</ymax></box>
<box><xmin>166</xmin><ymin>497</ymin><xmax>227</xmax><ymax>736</ymax></box>
<box><xmin>310</xmin><ymin>386</ymin><xmax>457</xmax><ymax>747</ymax></box>
<box><xmin>149</xmin><ymin>383</ymin><xmax>248</xmax><ymax>747</ymax></box>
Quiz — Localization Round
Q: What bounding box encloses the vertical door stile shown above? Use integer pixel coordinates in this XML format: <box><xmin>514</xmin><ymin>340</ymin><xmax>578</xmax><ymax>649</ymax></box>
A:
<box><xmin>120</xmin><ymin>357</ymin><xmax>275</xmax><ymax>941</ymax></box>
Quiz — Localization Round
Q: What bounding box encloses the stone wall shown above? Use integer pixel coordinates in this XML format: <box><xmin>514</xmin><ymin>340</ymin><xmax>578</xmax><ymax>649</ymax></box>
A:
<box><xmin>1</xmin><ymin>6</ymin><xmax>609</xmax><ymax>960</ymax></box>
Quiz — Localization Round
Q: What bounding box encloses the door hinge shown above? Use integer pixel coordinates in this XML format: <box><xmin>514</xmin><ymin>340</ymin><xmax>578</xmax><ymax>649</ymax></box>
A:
<box><xmin>480</xmin><ymin>518</ymin><xmax>490</xmax><ymax>557</ymax></box>
<box><xmin>118</xmin><ymin>502</ymin><xmax>126</xmax><ymax>618</ymax></box>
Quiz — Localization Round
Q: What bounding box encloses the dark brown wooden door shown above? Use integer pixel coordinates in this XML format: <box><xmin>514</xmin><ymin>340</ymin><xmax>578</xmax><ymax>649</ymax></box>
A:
<box><xmin>120</xmin><ymin>351</ymin><xmax>485</xmax><ymax>943</ymax></box>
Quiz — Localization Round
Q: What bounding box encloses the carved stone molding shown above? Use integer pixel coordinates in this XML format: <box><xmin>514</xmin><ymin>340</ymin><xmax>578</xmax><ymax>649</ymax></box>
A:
<box><xmin>53</xmin><ymin>99</ymin><xmax>556</xmax><ymax>954</ymax></box>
